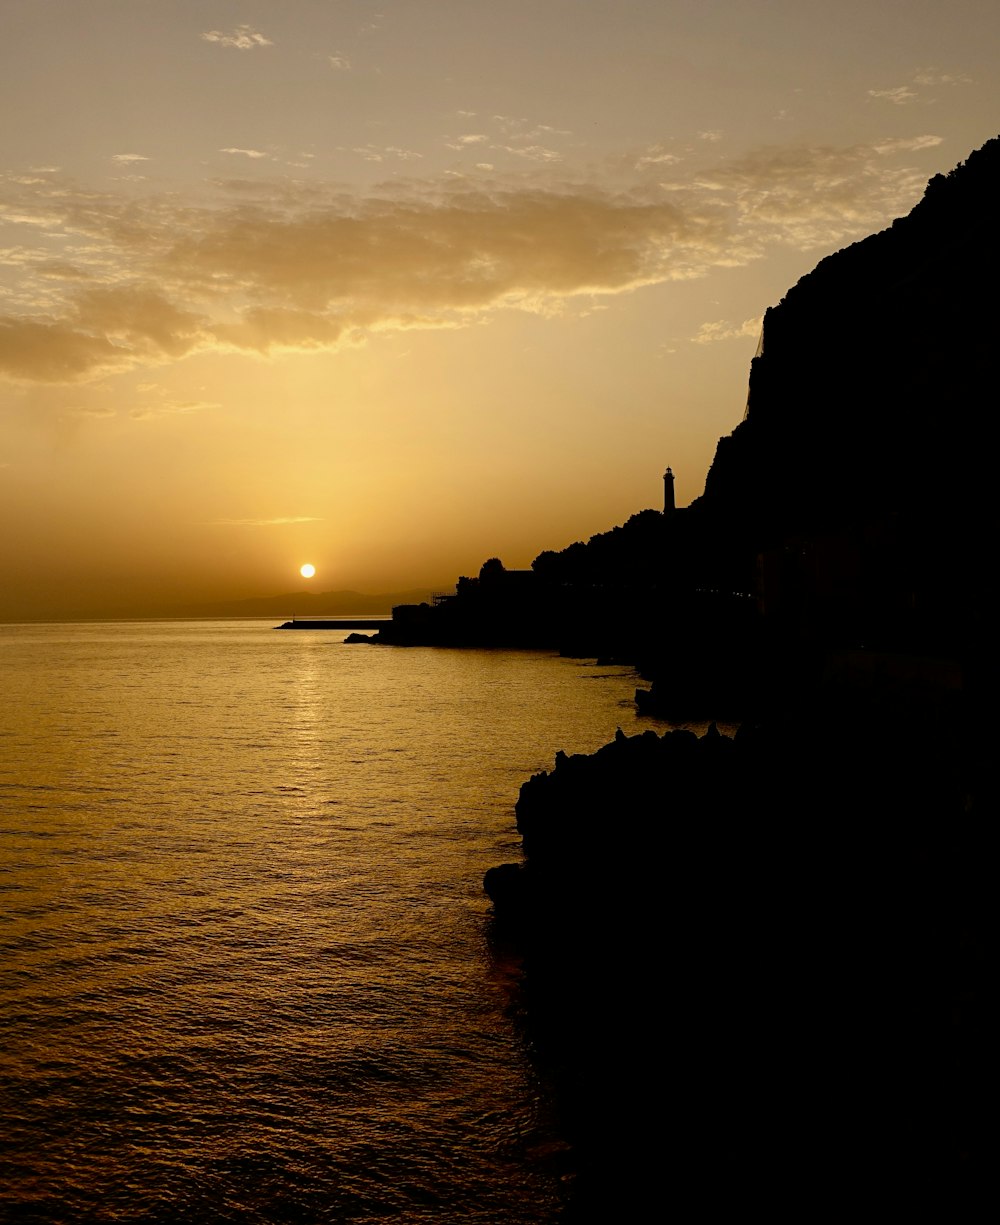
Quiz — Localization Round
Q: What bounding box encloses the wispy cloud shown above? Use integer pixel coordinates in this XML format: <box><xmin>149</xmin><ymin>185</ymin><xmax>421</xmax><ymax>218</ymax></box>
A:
<box><xmin>201</xmin><ymin>26</ymin><xmax>273</xmax><ymax>51</ymax></box>
<box><xmin>350</xmin><ymin>144</ymin><xmax>422</xmax><ymax>163</ymax></box>
<box><xmin>693</xmin><ymin>316</ymin><xmax>763</xmax><ymax>344</ymax></box>
<box><xmin>129</xmin><ymin>400</ymin><xmax>216</xmax><ymax>420</ymax></box>
<box><xmin>871</xmin><ymin>135</ymin><xmax>943</xmax><ymax>154</ymax></box>
<box><xmin>913</xmin><ymin>69</ymin><xmax>972</xmax><ymax>86</ymax></box>
<box><xmin>112</xmin><ymin>154</ymin><xmax>149</xmax><ymax>164</ymax></box>
<box><xmin>328</xmin><ymin>54</ymin><xmax>351</xmax><ymax>71</ymax></box>
<box><xmin>445</xmin><ymin>134</ymin><xmax>489</xmax><ymax>150</ymax></box>
<box><xmin>869</xmin><ymin>68</ymin><xmax>971</xmax><ymax>106</ymax></box>
<box><xmin>220</xmin><ymin>148</ymin><xmax>269</xmax><ymax>159</ymax></box>
<box><xmin>493</xmin><ymin>116</ymin><xmax>570</xmax><ymax>140</ymax></box>
<box><xmin>0</xmin><ymin>135</ymin><xmax>947</xmax><ymax>384</ymax></box>
<box><xmin>868</xmin><ymin>85</ymin><xmax>917</xmax><ymax>106</ymax></box>
<box><xmin>692</xmin><ymin>137</ymin><xmax>944</xmax><ymax>248</ymax></box>
<box><xmin>69</xmin><ymin>404</ymin><xmax>117</xmax><ymax>419</ymax></box>
<box><xmin>495</xmin><ymin>145</ymin><xmax>563</xmax><ymax>163</ymax></box>
<box><xmin>636</xmin><ymin>144</ymin><xmax>680</xmax><ymax>170</ymax></box>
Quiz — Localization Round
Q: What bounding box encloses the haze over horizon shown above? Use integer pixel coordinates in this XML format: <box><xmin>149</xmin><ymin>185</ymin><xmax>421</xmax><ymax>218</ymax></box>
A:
<box><xmin>2</xmin><ymin>1</ymin><xmax>998</xmax><ymax>620</ymax></box>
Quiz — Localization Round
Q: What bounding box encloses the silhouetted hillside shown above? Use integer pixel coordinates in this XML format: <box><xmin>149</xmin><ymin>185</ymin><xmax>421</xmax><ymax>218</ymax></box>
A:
<box><xmin>380</xmin><ymin>136</ymin><xmax>999</xmax><ymax>706</ymax></box>
<box><xmin>485</xmin><ymin>140</ymin><xmax>998</xmax><ymax>1222</ymax></box>
<box><xmin>696</xmin><ymin>136</ymin><xmax>1000</xmax><ymax>660</ymax></box>
<box><xmin>704</xmin><ymin>136</ymin><xmax>999</xmax><ymax>530</ymax></box>
<box><xmin>517</xmin><ymin>136</ymin><xmax>1000</xmax><ymax>673</ymax></box>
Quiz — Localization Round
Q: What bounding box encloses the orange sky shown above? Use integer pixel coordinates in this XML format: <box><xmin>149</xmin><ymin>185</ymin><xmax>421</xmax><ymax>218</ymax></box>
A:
<box><xmin>2</xmin><ymin>1</ymin><xmax>998</xmax><ymax>618</ymax></box>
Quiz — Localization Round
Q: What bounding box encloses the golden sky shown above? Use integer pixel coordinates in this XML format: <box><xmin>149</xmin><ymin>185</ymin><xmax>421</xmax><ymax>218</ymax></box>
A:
<box><xmin>2</xmin><ymin>0</ymin><xmax>998</xmax><ymax>618</ymax></box>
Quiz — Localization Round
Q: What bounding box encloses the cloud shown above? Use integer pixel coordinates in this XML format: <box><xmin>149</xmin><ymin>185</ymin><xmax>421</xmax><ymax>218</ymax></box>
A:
<box><xmin>0</xmin><ymin>184</ymin><xmax>723</xmax><ymax>378</ymax></box>
<box><xmin>869</xmin><ymin>69</ymin><xmax>971</xmax><ymax>106</ymax></box>
<box><xmin>692</xmin><ymin>137</ymin><xmax>944</xmax><ymax>248</ymax></box>
<box><xmin>328</xmin><ymin>54</ymin><xmax>351</xmax><ymax>71</ymax></box>
<box><xmin>72</xmin><ymin>287</ymin><xmax>205</xmax><ymax>359</ymax></box>
<box><xmin>492</xmin><ymin>116</ymin><xmax>569</xmax><ymax>141</ymax></box>
<box><xmin>871</xmin><ymin>134</ymin><xmax>943</xmax><ymax>154</ymax></box>
<box><xmin>351</xmin><ymin>145</ymin><xmax>422</xmax><ymax>163</ymax></box>
<box><xmin>35</xmin><ymin>261</ymin><xmax>96</xmax><ymax>281</ymax></box>
<box><xmin>0</xmin><ymin>136</ymin><xmax>947</xmax><ymax>383</ymax></box>
<box><xmin>112</xmin><ymin>154</ymin><xmax>149</xmax><ymax>164</ymax></box>
<box><xmin>69</xmin><ymin>404</ymin><xmax>117</xmax><ymax>419</ymax></box>
<box><xmin>693</xmin><ymin>316</ymin><xmax>763</xmax><ymax>344</ymax></box>
<box><xmin>0</xmin><ymin>287</ymin><xmax>206</xmax><ymax>382</ymax></box>
<box><xmin>201</xmin><ymin>26</ymin><xmax>272</xmax><ymax>50</ymax></box>
<box><xmin>221</xmin><ymin>148</ymin><xmax>269</xmax><ymax>159</ymax></box>
<box><xmin>0</xmin><ymin>317</ymin><xmax>128</xmax><ymax>381</ymax></box>
<box><xmin>212</xmin><ymin>308</ymin><xmax>353</xmax><ymax>353</ymax></box>
<box><xmin>446</xmin><ymin>134</ymin><xmax>489</xmax><ymax>150</ymax></box>
<box><xmin>169</xmin><ymin>191</ymin><xmax>726</xmax><ymax>320</ymax></box>
<box><xmin>913</xmin><ymin>69</ymin><xmax>972</xmax><ymax>86</ymax></box>
<box><xmin>868</xmin><ymin>86</ymin><xmax>918</xmax><ymax>105</ymax></box>
<box><xmin>129</xmin><ymin>399</ymin><xmax>216</xmax><ymax>420</ymax></box>
<box><xmin>495</xmin><ymin>145</ymin><xmax>563</xmax><ymax>163</ymax></box>
<box><xmin>636</xmin><ymin>145</ymin><xmax>680</xmax><ymax>170</ymax></box>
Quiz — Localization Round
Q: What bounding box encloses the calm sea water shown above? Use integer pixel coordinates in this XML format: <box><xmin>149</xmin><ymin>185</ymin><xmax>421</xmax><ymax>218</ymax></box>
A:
<box><xmin>0</xmin><ymin>620</ymin><xmax>655</xmax><ymax>1223</ymax></box>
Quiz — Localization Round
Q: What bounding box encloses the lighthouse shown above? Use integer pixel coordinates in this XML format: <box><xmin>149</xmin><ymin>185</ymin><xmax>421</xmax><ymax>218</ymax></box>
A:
<box><xmin>663</xmin><ymin>466</ymin><xmax>675</xmax><ymax>514</ymax></box>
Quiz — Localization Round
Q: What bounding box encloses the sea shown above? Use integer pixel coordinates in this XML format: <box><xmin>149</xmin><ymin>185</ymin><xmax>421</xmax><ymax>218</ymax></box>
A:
<box><xmin>0</xmin><ymin>619</ymin><xmax>665</xmax><ymax>1224</ymax></box>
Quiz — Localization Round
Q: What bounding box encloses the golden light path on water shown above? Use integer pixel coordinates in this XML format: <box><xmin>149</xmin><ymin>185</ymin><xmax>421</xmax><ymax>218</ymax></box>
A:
<box><xmin>0</xmin><ymin>619</ymin><xmax>686</xmax><ymax>1222</ymax></box>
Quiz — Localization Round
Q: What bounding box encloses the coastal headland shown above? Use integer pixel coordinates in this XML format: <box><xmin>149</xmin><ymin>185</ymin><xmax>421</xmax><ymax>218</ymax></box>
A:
<box><xmin>375</xmin><ymin>138</ymin><xmax>996</xmax><ymax>1217</ymax></box>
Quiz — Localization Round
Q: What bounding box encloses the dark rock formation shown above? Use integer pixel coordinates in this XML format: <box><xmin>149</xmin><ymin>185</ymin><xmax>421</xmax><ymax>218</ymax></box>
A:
<box><xmin>484</xmin><ymin>138</ymin><xmax>999</xmax><ymax>1219</ymax></box>
<box><xmin>490</xmin><ymin>716</ymin><xmax>989</xmax><ymax>1220</ymax></box>
<box><xmin>697</xmin><ymin>137</ymin><xmax>1000</xmax><ymax>666</ymax></box>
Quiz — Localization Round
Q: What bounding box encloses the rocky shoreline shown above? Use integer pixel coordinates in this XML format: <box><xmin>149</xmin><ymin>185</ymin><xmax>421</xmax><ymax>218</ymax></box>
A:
<box><xmin>464</xmin><ymin>138</ymin><xmax>997</xmax><ymax>1218</ymax></box>
<box><xmin>485</xmin><ymin>706</ymin><xmax>989</xmax><ymax>1219</ymax></box>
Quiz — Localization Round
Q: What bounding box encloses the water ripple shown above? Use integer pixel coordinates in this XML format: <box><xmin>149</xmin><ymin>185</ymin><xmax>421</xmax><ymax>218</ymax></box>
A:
<box><xmin>0</xmin><ymin>620</ymin><xmax>656</xmax><ymax>1222</ymax></box>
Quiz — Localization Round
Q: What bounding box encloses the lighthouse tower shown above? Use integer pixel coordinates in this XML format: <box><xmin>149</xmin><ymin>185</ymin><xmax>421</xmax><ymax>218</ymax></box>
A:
<box><xmin>663</xmin><ymin>466</ymin><xmax>675</xmax><ymax>514</ymax></box>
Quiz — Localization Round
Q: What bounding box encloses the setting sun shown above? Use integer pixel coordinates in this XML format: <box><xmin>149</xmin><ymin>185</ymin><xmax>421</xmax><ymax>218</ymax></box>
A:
<box><xmin>300</xmin><ymin>564</ymin><xmax>316</xmax><ymax>579</ymax></box>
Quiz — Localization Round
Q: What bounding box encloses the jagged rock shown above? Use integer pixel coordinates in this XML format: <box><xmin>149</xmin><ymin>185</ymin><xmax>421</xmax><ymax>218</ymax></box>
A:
<box><xmin>487</xmin><ymin>714</ymin><xmax>989</xmax><ymax>1219</ymax></box>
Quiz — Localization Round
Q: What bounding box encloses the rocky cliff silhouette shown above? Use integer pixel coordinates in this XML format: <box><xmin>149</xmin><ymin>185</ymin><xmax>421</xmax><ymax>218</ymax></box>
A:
<box><xmin>484</xmin><ymin>138</ymin><xmax>997</xmax><ymax>1221</ymax></box>
<box><xmin>488</xmin><ymin>136</ymin><xmax>999</xmax><ymax>705</ymax></box>
<box><xmin>707</xmin><ymin>136</ymin><xmax>999</xmax><ymax>530</ymax></box>
<box><xmin>697</xmin><ymin>136</ymin><xmax>999</xmax><ymax>663</ymax></box>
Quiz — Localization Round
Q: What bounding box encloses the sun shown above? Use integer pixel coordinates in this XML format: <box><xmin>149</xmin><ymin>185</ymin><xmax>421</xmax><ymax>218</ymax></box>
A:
<box><xmin>300</xmin><ymin>563</ymin><xmax>316</xmax><ymax>579</ymax></box>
